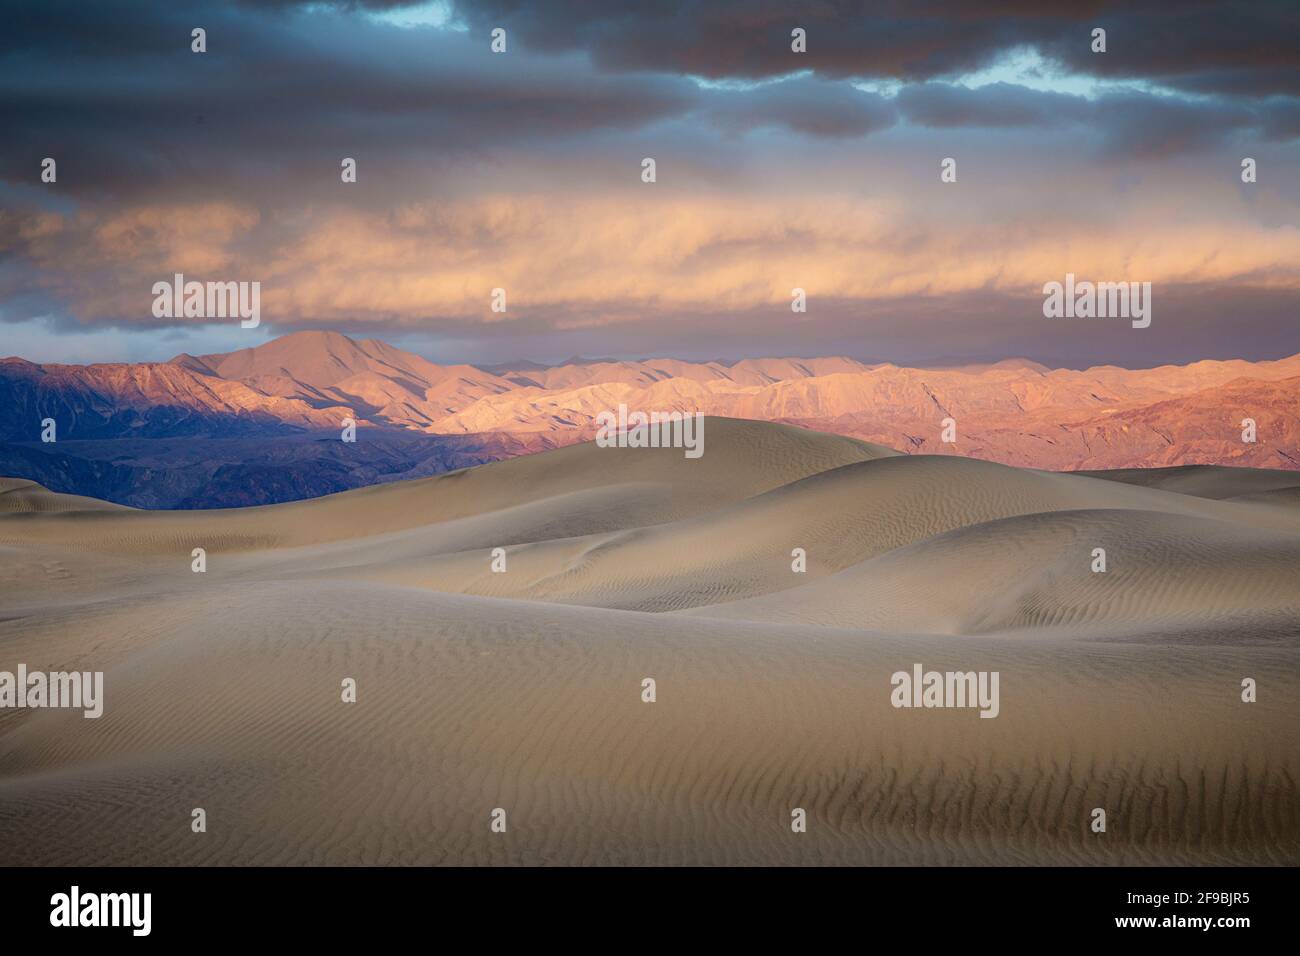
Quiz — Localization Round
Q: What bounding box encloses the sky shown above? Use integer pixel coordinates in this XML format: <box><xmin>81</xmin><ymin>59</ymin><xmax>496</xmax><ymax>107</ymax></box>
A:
<box><xmin>2</xmin><ymin>0</ymin><xmax>1298</xmax><ymax>368</ymax></box>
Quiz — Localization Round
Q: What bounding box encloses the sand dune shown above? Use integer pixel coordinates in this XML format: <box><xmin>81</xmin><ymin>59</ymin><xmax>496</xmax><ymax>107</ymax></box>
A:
<box><xmin>305</xmin><ymin>454</ymin><xmax>1300</xmax><ymax>613</ymax></box>
<box><xmin>1076</xmin><ymin>463</ymin><xmax>1300</xmax><ymax>500</ymax></box>
<box><xmin>0</xmin><ymin>477</ymin><xmax>128</xmax><ymax>515</ymax></box>
<box><xmin>0</xmin><ymin>418</ymin><xmax>1296</xmax><ymax>865</ymax></box>
<box><xmin>0</xmin><ymin>583</ymin><xmax>1293</xmax><ymax>866</ymax></box>
<box><xmin>0</xmin><ymin>419</ymin><xmax>894</xmax><ymax>555</ymax></box>
<box><xmin>686</xmin><ymin>508</ymin><xmax>1300</xmax><ymax>640</ymax></box>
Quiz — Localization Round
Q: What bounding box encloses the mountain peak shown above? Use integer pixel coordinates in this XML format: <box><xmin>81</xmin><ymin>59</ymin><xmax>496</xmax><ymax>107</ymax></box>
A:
<box><xmin>196</xmin><ymin>329</ymin><xmax>402</xmax><ymax>387</ymax></box>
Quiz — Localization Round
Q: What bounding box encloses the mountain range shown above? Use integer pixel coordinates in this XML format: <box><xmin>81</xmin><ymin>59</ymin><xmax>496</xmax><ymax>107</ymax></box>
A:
<box><xmin>2</xmin><ymin>330</ymin><xmax>1297</xmax><ymax>506</ymax></box>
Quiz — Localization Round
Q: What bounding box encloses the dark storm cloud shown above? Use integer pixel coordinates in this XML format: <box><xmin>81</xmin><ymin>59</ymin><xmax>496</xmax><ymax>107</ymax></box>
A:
<box><xmin>455</xmin><ymin>0</ymin><xmax>1300</xmax><ymax>97</ymax></box>
<box><xmin>1091</xmin><ymin>92</ymin><xmax>1258</xmax><ymax>158</ymax></box>
<box><xmin>4</xmin><ymin>0</ymin><xmax>1299</xmax><ymax>364</ymax></box>
<box><xmin>896</xmin><ymin>82</ymin><xmax>1264</xmax><ymax>157</ymax></box>
<box><xmin>454</xmin><ymin>0</ymin><xmax>1058</xmax><ymax>82</ymax></box>
<box><xmin>1258</xmin><ymin>98</ymin><xmax>1300</xmax><ymax>141</ymax></box>
<box><xmin>711</xmin><ymin>78</ymin><xmax>897</xmax><ymax>138</ymax></box>
<box><xmin>1037</xmin><ymin>3</ymin><xmax>1300</xmax><ymax>98</ymax></box>
<box><xmin>455</xmin><ymin>0</ymin><xmax>1298</xmax><ymax>155</ymax></box>
<box><xmin>0</xmin><ymin>0</ymin><xmax>907</xmax><ymax>203</ymax></box>
<box><xmin>0</xmin><ymin>0</ymin><xmax>701</xmax><ymax>200</ymax></box>
<box><xmin>896</xmin><ymin>82</ymin><xmax>1089</xmax><ymax>129</ymax></box>
<box><xmin>4</xmin><ymin>0</ymin><xmax>1297</xmax><ymax>206</ymax></box>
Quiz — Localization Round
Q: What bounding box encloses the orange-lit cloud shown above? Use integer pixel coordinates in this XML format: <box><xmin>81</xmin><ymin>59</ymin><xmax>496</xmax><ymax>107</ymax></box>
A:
<box><xmin>10</xmin><ymin>192</ymin><xmax>1300</xmax><ymax>332</ymax></box>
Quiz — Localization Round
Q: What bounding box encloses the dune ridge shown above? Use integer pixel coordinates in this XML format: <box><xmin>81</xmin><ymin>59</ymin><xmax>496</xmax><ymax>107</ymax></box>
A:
<box><xmin>0</xmin><ymin>418</ymin><xmax>1296</xmax><ymax>865</ymax></box>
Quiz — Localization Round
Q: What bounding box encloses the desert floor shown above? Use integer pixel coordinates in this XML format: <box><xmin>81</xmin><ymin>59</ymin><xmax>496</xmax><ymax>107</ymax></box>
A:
<box><xmin>0</xmin><ymin>418</ymin><xmax>1296</xmax><ymax>865</ymax></box>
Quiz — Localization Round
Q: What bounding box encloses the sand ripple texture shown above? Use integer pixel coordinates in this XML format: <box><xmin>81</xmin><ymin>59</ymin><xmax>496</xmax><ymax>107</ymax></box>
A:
<box><xmin>1</xmin><ymin>420</ymin><xmax>1296</xmax><ymax>864</ymax></box>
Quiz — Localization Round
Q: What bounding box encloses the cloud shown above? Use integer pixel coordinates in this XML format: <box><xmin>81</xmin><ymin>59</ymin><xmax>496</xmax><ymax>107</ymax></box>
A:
<box><xmin>709</xmin><ymin>76</ymin><xmax>897</xmax><ymax>137</ymax></box>
<box><xmin>455</xmin><ymin>0</ymin><xmax>1300</xmax><ymax>98</ymax></box>
<box><xmin>7</xmin><ymin>186</ymin><xmax>1299</xmax><ymax>337</ymax></box>
<box><xmin>4</xmin><ymin>0</ymin><xmax>1295</xmax><ymax>224</ymax></box>
<box><xmin>897</xmin><ymin>82</ymin><xmax>1268</xmax><ymax>157</ymax></box>
<box><xmin>3</xmin><ymin>0</ymin><xmax>1298</xmax><ymax>368</ymax></box>
<box><xmin>897</xmin><ymin>82</ymin><xmax>1089</xmax><ymax>129</ymax></box>
<box><xmin>1092</xmin><ymin>92</ymin><xmax>1257</xmax><ymax>157</ymax></box>
<box><xmin>0</xmin><ymin>1</ymin><xmax>706</xmax><ymax>202</ymax></box>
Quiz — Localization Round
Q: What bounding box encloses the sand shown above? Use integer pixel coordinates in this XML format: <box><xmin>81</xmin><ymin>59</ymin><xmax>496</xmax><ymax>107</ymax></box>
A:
<box><xmin>0</xmin><ymin>418</ymin><xmax>1296</xmax><ymax>865</ymax></box>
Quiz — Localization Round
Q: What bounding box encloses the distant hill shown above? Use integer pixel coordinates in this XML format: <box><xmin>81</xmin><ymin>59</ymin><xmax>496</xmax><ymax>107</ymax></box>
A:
<box><xmin>2</xmin><ymin>331</ymin><xmax>1297</xmax><ymax>507</ymax></box>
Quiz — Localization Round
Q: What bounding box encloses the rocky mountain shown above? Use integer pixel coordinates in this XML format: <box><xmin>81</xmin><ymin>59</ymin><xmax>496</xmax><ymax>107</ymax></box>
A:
<box><xmin>426</xmin><ymin>352</ymin><xmax>1300</xmax><ymax>472</ymax></box>
<box><xmin>0</xmin><ymin>354</ymin><xmax>350</xmax><ymax>440</ymax></box>
<box><xmin>2</xmin><ymin>330</ymin><xmax>1297</xmax><ymax>507</ymax></box>
<box><xmin>174</xmin><ymin>331</ymin><xmax>518</xmax><ymax>428</ymax></box>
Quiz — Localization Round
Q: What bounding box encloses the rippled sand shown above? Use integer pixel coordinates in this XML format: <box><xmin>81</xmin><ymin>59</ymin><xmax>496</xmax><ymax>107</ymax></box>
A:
<box><xmin>1</xmin><ymin>419</ymin><xmax>1296</xmax><ymax>864</ymax></box>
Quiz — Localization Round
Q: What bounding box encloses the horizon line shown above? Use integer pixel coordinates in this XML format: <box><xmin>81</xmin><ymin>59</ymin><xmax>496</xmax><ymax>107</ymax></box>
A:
<box><xmin>5</xmin><ymin>326</ymin><xmax>1300</xmax><ymax>377</ymax></box>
